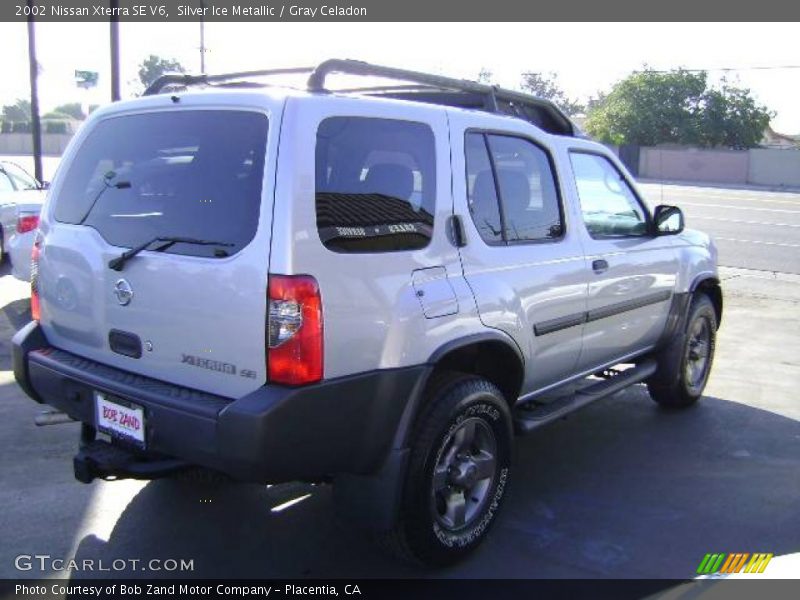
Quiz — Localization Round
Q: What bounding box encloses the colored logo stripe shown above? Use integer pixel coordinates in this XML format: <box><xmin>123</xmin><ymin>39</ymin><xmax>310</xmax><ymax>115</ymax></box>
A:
<box><xmin>697</xmin><ymin>553</ymin><xmax>773</xmax><ymax>574</ymax></box>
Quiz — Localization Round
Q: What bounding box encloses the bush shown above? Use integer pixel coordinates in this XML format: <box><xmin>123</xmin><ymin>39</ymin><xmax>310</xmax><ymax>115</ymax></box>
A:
<box><xmin>44</xmin><ymin>120</ymin><xmax>68</xmax><ymax>134</ymax></box>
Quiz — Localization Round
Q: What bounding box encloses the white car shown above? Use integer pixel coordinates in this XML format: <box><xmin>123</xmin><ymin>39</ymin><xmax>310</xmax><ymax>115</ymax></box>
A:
<box><xmin>0</xmin><ymin>161</ymin><xmax>47</xmax><ymax>281</ymax></box>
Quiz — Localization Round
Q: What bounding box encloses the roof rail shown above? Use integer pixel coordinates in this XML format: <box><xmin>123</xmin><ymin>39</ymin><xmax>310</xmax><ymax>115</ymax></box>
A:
<box><xmin>143</xmin><ymin>59</ymin><xmax>578</xmax><ymax>136</ymax></box>
<box><xmin>307</xmin><ymin>59</ymin><xmax>577</xmax><ymax>136</ymax></box>
<box><xmin>143</xmin><ymin>66</ymin><xmax>314</xmax><ymax>96</ymax></box>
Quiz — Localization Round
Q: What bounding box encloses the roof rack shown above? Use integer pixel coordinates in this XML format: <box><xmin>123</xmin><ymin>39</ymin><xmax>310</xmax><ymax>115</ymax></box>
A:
<box><xmin>144</xmin><ymin>59</ymin><xmax>579</xmax><ymax>137</ymax></box>
<box><xmin>143</xmin><ymin>66</ymin><xmax>314</xmax><ymax>96</ymax></box>
<box><xmin>307</xmin><ymin>59</ymin><xmax>578</xmax><ymax>136</ymax></box>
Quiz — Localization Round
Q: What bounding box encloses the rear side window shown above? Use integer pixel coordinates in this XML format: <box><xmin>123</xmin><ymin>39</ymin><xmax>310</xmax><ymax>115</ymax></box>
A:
<box><xmin>315</xmin><ymin>117</ymin><xmax>436</xmax><ymax>253</ymax></box>
<box><xmin>54</xmin><ymin>110</ymin><xmax>268</xmax><ymax>258</ymax></box>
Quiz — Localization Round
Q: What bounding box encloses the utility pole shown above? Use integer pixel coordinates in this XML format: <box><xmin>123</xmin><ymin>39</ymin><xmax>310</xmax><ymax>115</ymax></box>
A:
<box><xmin>199</xmin><ymin>0</ymin><xmax>206</xmax><ymax>73</ymax></box>
<box><xmin>26</xmin><ymin>0</ymin><xmax>43</xmax><ymax>183</ymax></box>
<box><xmin>110</xmin><ymin>0</ymin><xmax>121</xmax><ymax>101</ymax></box>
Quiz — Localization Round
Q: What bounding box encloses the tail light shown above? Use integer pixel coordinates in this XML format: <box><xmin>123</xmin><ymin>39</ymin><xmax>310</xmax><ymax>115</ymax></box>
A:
<box><xmin>30</xmin><ymin>232</ymin><xmax>42</xmax><ymax>321</ymax></box>
<box><xmin>267</xmin><ymin>274</ymin><xmax>323</xmax><ymax>385</ymax></box>
<box><xmin>16</xmin><ymin>213</ymin><xmax>39</xmax><ymax>234</ymax></box>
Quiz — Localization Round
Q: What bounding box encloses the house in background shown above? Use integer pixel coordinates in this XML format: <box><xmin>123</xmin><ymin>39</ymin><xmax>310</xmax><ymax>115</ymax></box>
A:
<box><xmin>761</xmin><ymin>126</ymin><xmax>800</xmax><ymax>149</ymax></box>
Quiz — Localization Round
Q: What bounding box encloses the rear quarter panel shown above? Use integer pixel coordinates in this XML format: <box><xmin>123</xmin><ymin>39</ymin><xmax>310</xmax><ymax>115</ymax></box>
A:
<box><xmin>272</xmin><ymin>95</ymin><xmax>491</xmax><ymax>378</ymax></box>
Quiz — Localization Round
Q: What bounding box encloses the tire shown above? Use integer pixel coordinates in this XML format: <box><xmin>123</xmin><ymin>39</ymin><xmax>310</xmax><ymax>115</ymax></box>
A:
<box><xmin>379</xmin><ymin>374</ymin><xmax>513</xmax><ymax>566</ymax></box>
<box><xmin>648</xmin><ymin>293</ymin><xmax>717</xmax><ymax>408</ymax></box>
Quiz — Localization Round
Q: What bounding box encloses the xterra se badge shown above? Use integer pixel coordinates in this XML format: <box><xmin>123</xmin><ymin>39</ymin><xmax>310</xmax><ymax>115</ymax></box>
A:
<box><xmin>181</xmin><ymin>354</ymin><xmax>257</xmax><ymax>378</ymax></box>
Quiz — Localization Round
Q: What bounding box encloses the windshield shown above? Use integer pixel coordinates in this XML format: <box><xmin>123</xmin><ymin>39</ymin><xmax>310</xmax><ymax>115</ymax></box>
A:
<box><xmin>1</xmin><ymin>162</ymin><xmax>39</xmax><ymax>190</ymax></box>
<box><xmin>54</xmin><ymin>110</ymin><xmax>268</xmax><ymax>257</ymax></box>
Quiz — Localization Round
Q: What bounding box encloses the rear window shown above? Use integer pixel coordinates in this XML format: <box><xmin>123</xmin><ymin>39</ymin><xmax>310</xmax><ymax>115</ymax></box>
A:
<box><xmin>54</xmin><ymin>110</ymin><xmax>268</xmax><ymax>258</ymax></box>
<box><xmin>315</xmin><ymin>117</ymin><xmax>436</xmax><ymax>253</ymax></box>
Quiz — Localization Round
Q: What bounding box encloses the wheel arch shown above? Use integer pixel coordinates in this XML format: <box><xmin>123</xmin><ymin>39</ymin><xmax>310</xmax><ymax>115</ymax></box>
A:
<box><xmin>690</xmin><ymin>275</ymin><xmax>723</xmax><ymax>327</ymax></box>
<box><xmin>426</xmin><ymin>332</ymin><xmax>524</xmax><ymax>409</ymax></box>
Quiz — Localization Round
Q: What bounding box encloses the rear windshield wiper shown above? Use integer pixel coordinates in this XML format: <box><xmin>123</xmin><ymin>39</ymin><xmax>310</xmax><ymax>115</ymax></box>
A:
<box><xmin>108</xmin><ymin>236</ymin><xmax>235</xmax><ymax>271</ymax></box>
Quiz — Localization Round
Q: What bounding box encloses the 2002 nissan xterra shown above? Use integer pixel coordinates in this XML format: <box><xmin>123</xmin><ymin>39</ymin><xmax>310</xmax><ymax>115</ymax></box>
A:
<box><xmin>13</xmin><ymin>59</ymin><xmax>721</xmax><ymax>566</ymax></box>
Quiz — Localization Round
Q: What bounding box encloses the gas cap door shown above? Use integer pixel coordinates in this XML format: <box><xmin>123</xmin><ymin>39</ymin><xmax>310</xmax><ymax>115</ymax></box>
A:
<box><xmin>411</xmin><ymin>266</ymin><xmax>459</xmax><ymax>318</ymax></box>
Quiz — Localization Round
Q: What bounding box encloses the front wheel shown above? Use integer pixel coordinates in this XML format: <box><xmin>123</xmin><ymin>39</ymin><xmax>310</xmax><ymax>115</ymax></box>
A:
<box><xmin>379</xmin><ymin>375</ymin><xmax>512</xmax><ymax>566</ymax></box>
<box><xmin>648</xmin><ymin>293</ymin><xmax>717</xmax><ymax>408</ymax></box>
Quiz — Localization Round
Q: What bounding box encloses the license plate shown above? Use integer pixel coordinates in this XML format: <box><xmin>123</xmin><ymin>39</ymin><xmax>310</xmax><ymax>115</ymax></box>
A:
<box><xmin>95</xmin><ymin>392</ymin><xmax>146</xmax><ymax>448</ymax></box>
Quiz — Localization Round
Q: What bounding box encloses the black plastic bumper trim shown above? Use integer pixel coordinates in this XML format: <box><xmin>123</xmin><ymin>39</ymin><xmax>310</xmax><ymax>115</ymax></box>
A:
<box><xmin>12</xmin><ymin>322</ymin><xmax>428</xmax><ymax>485</ymax></box>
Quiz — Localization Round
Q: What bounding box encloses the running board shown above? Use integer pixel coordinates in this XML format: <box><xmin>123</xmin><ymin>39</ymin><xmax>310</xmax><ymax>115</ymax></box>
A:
<box><xmin>513</xmin><ymin>359</ymin><xmax>657</xmax><ymax>434</ymax></box>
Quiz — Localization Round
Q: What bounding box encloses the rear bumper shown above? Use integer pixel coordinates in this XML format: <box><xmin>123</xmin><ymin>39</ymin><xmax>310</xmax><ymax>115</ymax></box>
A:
<box><xmin>12</xmin><ymin>321</ymin><xmax>429</xmax><ymax>484</ymax></box>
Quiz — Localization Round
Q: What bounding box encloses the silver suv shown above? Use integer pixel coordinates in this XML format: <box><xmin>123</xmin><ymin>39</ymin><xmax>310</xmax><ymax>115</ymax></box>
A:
<box><xmin>13</xmin><ymin>60</ymin><xmax>722</xmax><ymax>566</ymax></box>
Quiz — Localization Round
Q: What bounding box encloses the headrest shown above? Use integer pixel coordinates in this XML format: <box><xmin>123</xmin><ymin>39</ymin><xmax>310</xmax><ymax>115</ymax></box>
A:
<box><xmin>363</xmin><ymin>163</ymin><xmax>414</xmax><ymax>200</ymax></box>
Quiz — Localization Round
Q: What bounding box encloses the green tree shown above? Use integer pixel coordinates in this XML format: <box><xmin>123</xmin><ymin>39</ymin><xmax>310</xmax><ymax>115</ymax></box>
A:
<box><xmin>477</xmin><ymin>68</ymin><xmax>494</xmax><ymax>84</ymax></box>
<box><xmin>585</xmin><ymin>69</ymin><xmax>773</xmax><ymax>149</ymax></box>
<box><xmin>696</xmin><ymin>81</ymin><xmax>772</xmax><ymax>148</ymax></box>
<box><xmin>42</xmin><ymin>111</ymin><xmax>72</xmax><ymax>120</ymax></box>
<box><xmin>2</xmin><ymin>99</ymin><xmax>32</xmax><ymax>122</ymax></box>
<box><xmin>53</xmin><ymin>102</ymin><xmax>86</xmax><ymax>120</ymax></box>
<box><xmin>520</xmin><ymin>72</ymin><xmax>584</xmax><ymax>116</ymax></box>
<box><xmin>137</xmin><ymin>54</ymin><xmax>185</xmax><ymax>89</ymax></box>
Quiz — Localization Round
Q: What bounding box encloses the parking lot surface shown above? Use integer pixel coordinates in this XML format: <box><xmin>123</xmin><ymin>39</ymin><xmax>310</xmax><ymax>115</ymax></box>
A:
<box><xmin>0</xmin><ymin>183</ymin><xmax>798</xmax><ymax>580</ymax></box>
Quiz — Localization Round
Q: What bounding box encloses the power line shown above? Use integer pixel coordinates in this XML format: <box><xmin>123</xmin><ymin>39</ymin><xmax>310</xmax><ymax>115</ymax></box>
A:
<box><xmin>639</xmin><ymin>65</ymin><xmax>800</xmax><ymax>73</ymax></box>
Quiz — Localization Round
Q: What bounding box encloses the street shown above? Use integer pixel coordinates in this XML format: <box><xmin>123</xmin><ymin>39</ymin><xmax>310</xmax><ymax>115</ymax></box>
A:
<box><xmin>640</xmin><ymin>182</ymin><xmax>800</xmax><ymax>275</ymax></box>
<box><xmin>0</xmin><ymin>182</ymin><xmax>798</xmax><ymax>579</ymax></box>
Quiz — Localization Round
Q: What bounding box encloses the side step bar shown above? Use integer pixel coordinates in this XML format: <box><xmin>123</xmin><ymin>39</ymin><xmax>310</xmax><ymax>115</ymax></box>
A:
<box><xmin>514</xmin><ymin>359</ymin><xmax>657</xmax><ymax>434</ymax></box>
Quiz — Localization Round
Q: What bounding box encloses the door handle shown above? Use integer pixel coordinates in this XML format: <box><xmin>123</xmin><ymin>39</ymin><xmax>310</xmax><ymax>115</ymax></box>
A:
<box><xmin>592</xmin><ymin>259</ymin><xmax>609</xmax><ymax>274</ymax></box>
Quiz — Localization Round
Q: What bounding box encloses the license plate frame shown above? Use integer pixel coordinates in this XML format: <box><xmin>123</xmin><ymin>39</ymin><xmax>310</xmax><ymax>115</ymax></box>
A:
<box><xmin>94</xmin><ymin>392</ymin><xmax>146</xmax><ymax>449</ymax></box>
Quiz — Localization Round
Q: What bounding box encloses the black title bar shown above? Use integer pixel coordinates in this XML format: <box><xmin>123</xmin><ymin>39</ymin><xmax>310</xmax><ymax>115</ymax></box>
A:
<box><xmin>3</xmin><ymin>0</ymin><xmax>800</xmax><ymax>22</ymax></box>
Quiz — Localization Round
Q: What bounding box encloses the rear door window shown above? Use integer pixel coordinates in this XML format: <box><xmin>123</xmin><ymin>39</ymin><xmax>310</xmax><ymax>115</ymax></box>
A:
<box><xmin>54</xmin><ymin>110</ymin><xmax>268</xmax><ymax>257</ymax></box>
<box><xmin>315</xmin><ymin>117</ymin><xmax>436</xmax><ymax>253</ymax></box>
<box><xmin>464</xmin><ymin>132</ymin><xmax>563</xmax><ymax>245</ymax></box>
<box><xmin>465</xmin><ymin>132</ymin><xmax>503</xmax><ymax>245</ymax></box>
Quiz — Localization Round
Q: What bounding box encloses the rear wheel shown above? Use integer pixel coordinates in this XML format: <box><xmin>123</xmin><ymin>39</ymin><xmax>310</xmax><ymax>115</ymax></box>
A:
<box><xmin>648</xmin><ymin>293</ymin><xmax>717</xmax><ymax>408</ymax></box>
<box><xmin>379</xmin><ymin>374</ymin><xmax>512</xmax><ymax>566</ymax></box>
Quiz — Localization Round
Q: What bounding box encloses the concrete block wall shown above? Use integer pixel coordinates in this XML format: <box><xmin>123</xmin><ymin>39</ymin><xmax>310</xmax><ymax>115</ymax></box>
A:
<box><xmin>639</xmin><ymin>147</ymin><xmax>749</xmax><ymax>185</ymax></box>
<box><xmin>748</xmin><ymin>149</ymin><xmax>800</xmax><ymax>188</ymax></box>
<box><xmin>639</xmin><ymin>146</ymin><xmax>800</xmax><ymax>189</ymax></box>
<box><xmin>0</xmin><ymin>133</ymin><xmax>73</xmax><ymax>156</ymax></box>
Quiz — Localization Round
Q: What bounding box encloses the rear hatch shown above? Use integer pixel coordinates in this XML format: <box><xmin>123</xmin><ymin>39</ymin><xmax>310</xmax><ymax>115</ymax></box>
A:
<box><xmin>38</xmin><ymin>100</ymin><xmax>278</xmax><ymax>397</ymax></box>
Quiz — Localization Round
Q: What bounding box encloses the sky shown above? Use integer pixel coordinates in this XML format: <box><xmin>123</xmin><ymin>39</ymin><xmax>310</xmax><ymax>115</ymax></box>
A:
<box><xmin>1</xmin><ymin>22</ymin><xmax>799</xmax><ymax>133</ymax></box>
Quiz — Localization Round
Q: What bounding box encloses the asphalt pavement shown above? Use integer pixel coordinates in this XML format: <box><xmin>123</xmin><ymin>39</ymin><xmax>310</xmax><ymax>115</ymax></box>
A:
<box><xmin>640</xmin><ymin>182</ymin><xmax>800</xmax><ymax>275</ymax></box>
<box><xmin>0</xmin><ymin>182</ymin><xmax>798</xmax><ymax>581</ymax></box>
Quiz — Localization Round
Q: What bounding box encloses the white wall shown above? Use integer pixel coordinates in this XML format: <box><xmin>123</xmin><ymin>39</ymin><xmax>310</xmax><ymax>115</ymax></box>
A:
<box><xmin>639</xmin><ymin>146</ymin><xmax>800</xmax><ymax>189</ymax></box>
<box><xmin>0</xmin><ymin>133</ymin><xmax>73</xmax><ymax>156</ymax></box>
<box><xmin>748</xmin><ymin>149</ymin><xmax>800</xmax><ymax>188</ymax></box>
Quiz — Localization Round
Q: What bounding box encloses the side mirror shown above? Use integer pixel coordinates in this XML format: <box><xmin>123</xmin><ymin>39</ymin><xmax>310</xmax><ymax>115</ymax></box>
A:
<box><xmin>653</xmin><ymin>204</ymin><xmax>684</xmax><ymax>235</ymax></box>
